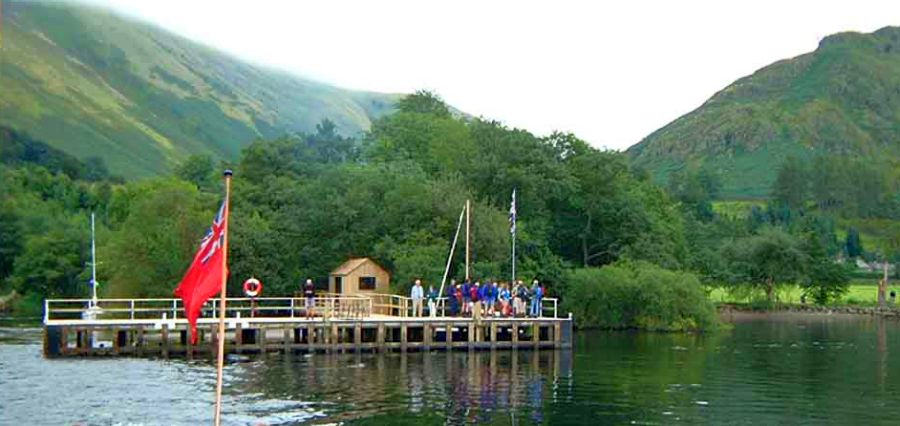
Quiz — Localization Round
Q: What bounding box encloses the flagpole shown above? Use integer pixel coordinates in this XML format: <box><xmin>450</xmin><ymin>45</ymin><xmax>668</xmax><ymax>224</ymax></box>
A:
<box><xmin>511</xmin><ymin>189</ymin><xmax>516</xmax><ymax>285</ymax></box>
<box><xmin>214</xmin><ymin>170</ymin><xmax>232</xmax><ymax>426</ymax></box>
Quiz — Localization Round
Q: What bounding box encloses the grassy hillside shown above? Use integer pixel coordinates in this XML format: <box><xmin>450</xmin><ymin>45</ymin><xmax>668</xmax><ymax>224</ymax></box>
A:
<box><xmin>628</xmin><ymin>27</ymin><xmax>900</xmax><ymax>198</ymax></box>
<box><xmin>0</xmin><ymin>0</ymin><xmax>398</xmax><ymax>177</ymax></box>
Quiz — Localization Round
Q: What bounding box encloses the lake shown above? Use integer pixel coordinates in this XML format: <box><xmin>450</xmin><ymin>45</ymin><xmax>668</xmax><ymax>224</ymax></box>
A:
<box><xmin>1</xmin><ymin>313</ymin><xmax>898</xmax><ymax>425</ymax></box>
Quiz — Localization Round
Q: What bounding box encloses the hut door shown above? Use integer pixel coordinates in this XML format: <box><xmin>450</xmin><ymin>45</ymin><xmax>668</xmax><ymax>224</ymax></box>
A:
<box><xmin>335</xmin><ymin>276</ymin><xmax>343</xmax><ymax>293</ymax></box>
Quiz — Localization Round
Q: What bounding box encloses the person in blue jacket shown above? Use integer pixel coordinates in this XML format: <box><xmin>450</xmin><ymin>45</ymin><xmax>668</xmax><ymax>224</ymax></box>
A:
<box><xmin>478</xmin><ymin>280</ymin><xmax>490</xmax><ymax>316</ymax></box>
<box><xmin>530</xmin><ymin>279</ymin><xmax>543</xmax><ymax>317</ymax></box>
<box><xmin>446</xmin><ymin>279</ymin><xmax>458</xmax><ymax>316</ymax></box>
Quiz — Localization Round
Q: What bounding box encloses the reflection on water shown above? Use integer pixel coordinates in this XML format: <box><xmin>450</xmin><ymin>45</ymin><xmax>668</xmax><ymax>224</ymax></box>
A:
<box><xmin>235</xmin><ymin>349</ymin><xmax>572</xmax><ymax>425</ymax></box>
<box><xmin>2</xmin><ymin>313</ymin><xmax>900</xmax><ymax>425</ymax></box>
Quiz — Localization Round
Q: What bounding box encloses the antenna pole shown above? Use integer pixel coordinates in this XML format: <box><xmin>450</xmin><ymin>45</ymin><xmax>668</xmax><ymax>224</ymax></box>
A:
<box><xmin>91</xmin><ymin>212</ymin><xmax>98</xmax><ymax>307</ymax></box>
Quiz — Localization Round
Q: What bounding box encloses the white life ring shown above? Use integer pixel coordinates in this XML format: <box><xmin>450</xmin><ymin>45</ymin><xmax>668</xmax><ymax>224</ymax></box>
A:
<box><xmin>243</xmin><ymin>278</ymin><xmax>262</xmax><ymax>297</ymax></box>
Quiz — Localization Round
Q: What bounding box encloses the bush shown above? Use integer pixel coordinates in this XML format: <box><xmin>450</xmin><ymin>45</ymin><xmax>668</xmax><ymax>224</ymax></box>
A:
<box><xmin>562</xmin><ymin>261</ymin><xmax>719</xmax><ymax>331</ymax></box>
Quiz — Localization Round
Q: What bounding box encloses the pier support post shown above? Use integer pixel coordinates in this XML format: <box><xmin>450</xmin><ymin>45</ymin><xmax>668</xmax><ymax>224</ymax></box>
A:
<box><xmin>331</xmin><ymin>323</ymin><xmax>339</xmax><ymax>347</ymax></box>
<box><xmin>401</xmin><ymin>324</ymin><xmax>408</xmax><ymax>351</ymax></box>
<box><xmin>235</xmin><ymin>322</ymin><xmax>243</xmax><ymax>353</ymax></box>
<box><xmin>161</xmin><ymin>324</ymin><xmax>169</xmax><ymax>358</ymax></box>
<box><xmin>258</xmin><ymin>326</ymin><xmax>266</xmax><ymax>354</ymax></box>
<box><xmin>532</xmin><ymin>323</ymin><xmax>539</xmax><ymax>347</ymax></box>
<box><xmin>554</xmin><ymin>323</ymin><xmax>561</xmax><ymax>348</ymax></box>
<box><xmin>60</xmin><ymin>326</ymin><xmax>69</xmax><ymax>356</ymax></box>
<box><xmin>467</xmin><ymin>323</ymin><xmax>475</xmax><ymax>350</ymax></box>
<box><xmin>490</xmin><ymin>322</ymin><xmax>497</xmax><ymax>346</ymax></box>
<box><xmin>512</xmin><ymin>323</ymin><xmax>519</xmax><ymax>346</ymax></box>
<box><xmin>354</xmin><ymin>323</ymin><xmax>362</xmax><ymax>352</ymax></box>
<box><xmin>446</xmin><ymin>322</ymin><xmax>453</xmax><ymax>349</ymax></box>
<box><xmin>377</xmin><ymin>323</ymin><xmax>385</xmax><ymax>352</ymax></box>
<box><xmin>423</xmin><ymin>323</ymin><xmax>432</xmax><ymax>350</ymax></box>
<box><xmin>136</xmin><ymin>327</ymin><xmax>144</xmax><ymax>357</ymax></box>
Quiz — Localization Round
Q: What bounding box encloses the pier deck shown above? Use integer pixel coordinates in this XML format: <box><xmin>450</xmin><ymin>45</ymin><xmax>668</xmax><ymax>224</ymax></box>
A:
<box><xmin>42</xmin><ymin>296</ymin><xmax>573</xmax><ymax>358</ymax></box>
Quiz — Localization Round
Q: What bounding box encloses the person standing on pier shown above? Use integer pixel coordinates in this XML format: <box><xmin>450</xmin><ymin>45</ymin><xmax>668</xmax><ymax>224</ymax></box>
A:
<box><xmin>499</xmin><ymin>283</ymin><xmax>512</xmax><ymax>317</ymax></box>
<box><xmin>530</xmin><ymin>280</ymin><xmax>543</xmax><ymax>317</ymax></box>
<box><xmin>304</xmin><ymin>278</ymin><xmax>316</xmax><ymax>320</ymax></box>
<box><xmin>411</xmin><ymin>279</ymin><xmax>424</xmax><ymax>317</ymax></box>
<box><xmin>481</xmin><ymin>280</ymin><xmax>491</xmax><ymax>316</ymax></box>
<box><xmin>447</xmin><ymin>280</ymin><xmax>459</xmax><ymax>316</ymax></box>
<box><xmin>514</xmin><ymin>281</ymin><xmax>527</xmax><ymax>317</ymax></box>
<box><xmin>471</xmin><ymin>281</ymin><xmax>482</xmax><ymax>321</ymax></box>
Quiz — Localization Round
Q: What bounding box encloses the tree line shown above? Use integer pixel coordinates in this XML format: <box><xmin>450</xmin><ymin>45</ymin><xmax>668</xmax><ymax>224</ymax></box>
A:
<box><xmin>2</xmin><ymin>91</ymin><xmax>896</xmax><ymax>327</ymax></box>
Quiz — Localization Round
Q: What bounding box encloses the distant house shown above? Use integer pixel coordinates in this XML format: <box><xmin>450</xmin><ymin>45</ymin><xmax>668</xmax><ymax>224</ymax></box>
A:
<box><xmin>328</xmin><ymin>258</ymin><xmax>391</xmax><ymax>295</ymax></box>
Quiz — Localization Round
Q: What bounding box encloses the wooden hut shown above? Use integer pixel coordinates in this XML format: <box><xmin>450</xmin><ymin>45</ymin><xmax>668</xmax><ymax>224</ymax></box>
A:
<box><xmin>328</xmin><ymin>258</ymin><xmax>390</xmax><ymax>295</ymax></box>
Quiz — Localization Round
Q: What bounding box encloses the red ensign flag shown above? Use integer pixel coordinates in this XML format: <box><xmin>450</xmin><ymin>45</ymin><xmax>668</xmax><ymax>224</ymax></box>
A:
<box><xmin>175</xmin><ymin>200</ymin><xmax>229</xmax><ymax>344</ymax></box>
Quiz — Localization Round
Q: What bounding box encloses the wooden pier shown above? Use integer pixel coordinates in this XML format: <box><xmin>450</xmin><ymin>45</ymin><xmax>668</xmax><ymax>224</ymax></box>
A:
<box><xmin>42</xmin><ymin>296</ymin><xmax>573</xmax><ymax>358</ymax></box>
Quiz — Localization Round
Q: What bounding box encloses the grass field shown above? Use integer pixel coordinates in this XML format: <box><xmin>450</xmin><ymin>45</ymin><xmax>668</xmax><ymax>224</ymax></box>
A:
<box><xmin>708</xmin><ymin>282</ymin><xmax>900</xmax><ymax>307</ymax></box>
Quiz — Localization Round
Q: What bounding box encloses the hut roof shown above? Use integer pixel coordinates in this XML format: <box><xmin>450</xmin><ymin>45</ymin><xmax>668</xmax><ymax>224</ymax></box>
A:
<box><xmin>331</xmin><ymin>257</ymin><xmax>375</xmax><ymax>275</ymax></box>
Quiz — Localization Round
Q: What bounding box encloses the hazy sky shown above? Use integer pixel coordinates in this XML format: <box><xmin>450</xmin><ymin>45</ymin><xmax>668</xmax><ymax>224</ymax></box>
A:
<box><xmin>86</xmin><ymin>0</ymin><xmax>900</xmax><ymax>150</ymax></box>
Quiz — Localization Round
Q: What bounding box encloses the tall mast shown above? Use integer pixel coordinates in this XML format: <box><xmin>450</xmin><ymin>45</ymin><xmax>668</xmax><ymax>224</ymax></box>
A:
<box><xmin>465</xmin><ymin>199</ymin><xmax>471</xmax><ymax>281</ymax></box>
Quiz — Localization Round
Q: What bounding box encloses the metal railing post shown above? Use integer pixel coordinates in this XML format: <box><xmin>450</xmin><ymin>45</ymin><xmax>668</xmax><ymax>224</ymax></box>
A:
<box><xmin>44</xmin><ymin>299</ymin><xmax>49</xmax><ymax>323</ymax></box>
<box><xmin>130</xmin><ymin>299</ymin><xmax>135</xmax><ymax>320</ymax></box>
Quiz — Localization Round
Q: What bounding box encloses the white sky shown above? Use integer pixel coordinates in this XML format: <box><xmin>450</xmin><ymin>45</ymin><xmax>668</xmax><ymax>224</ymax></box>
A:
<box><xmin>85</xmin><ymin>0</ymin><xmax>900</xmax><ymax>150</ymax></box>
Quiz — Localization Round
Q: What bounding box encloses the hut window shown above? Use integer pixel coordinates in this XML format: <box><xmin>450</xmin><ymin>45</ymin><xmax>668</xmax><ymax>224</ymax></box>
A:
<box><xmin>359</xmin><ymin>276</ymin><xmax>377</xmax><ymax>290</ymax></box>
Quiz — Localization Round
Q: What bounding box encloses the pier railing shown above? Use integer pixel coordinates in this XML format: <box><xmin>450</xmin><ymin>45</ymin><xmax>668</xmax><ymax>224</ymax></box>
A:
<box><xmin>44</xmin><ymin>295</ymin><xmax>561</xmax><ymax>323</ymax></box>
<box><xmin>44</xmin><ymin>295</ymin><xmax>373</xmax><ymax>322</ymax></box>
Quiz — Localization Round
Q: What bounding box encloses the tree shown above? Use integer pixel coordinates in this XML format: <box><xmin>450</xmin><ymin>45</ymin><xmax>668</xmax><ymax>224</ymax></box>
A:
<box><xmin>102</xmin><ymin>180</ymin><xmax>213</xmax><ymax>297</ymax></box>
<box><xmin>723</xmin><ymin>227</ymin><xmax>808</xmax><ymax>303</ymax></box>
<box><xmin>845</xmin><ymin>227</ymin><xmax>864</xmax><ymax>258</ymax></box>
<box><xmin>175</xmin><ymin>154</ymin><xmax>216</xmax><ymax>191</ymax></box>
<box><xmin>558</xmin><ymin>149</ymin><xmax>686</xmax><ymax>269</ymax></box>
<box><xmin>772</xmin><ymin>156</ymin><xmax>809</xmax><ymax>208</ymax></box>
<box><xmin>0</xmin><ymin>201</ymin><xmax>22</xmax><ymax>281</ymax></box>
<box><xmin>801</xmin><ymin>230</ymin><xmax>850</xmax><ymax>304</ymax></box>
<box><xmin>667</xmin><ymin>165</ymin><xmax>720</xmax><ymax>221</ymax></box>
<box><xmin>562</xmin><ymin>261</ymin><xmax>719</xmax><ymax>330</ymax></box>
<box><xmin>9</xmin><ymin>218</ymin><xmax>88</xmax><ymax>299</ymax></box>
<box><xmin>395</xmin><ymin>90</ymin><xmax>451</xmax><ymax>118</ymax></box>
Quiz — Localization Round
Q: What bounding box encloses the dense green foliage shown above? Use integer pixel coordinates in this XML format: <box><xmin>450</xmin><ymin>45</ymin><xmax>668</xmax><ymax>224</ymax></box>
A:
<box><xmin>628</xmin><ymin>26</ymin><xmax>900</xmax><ymax>198</ymax></box>
<box><xmin>0</xmin><ymin>126</ymin><xmax>117</xmax><ymax>182</ymax></box>
<box><xmin>0</xmin><ymin>91</ymin><xmax>696</xmax><ymax>324</ymax></box>
<box><xmin>563</xmin><ymin>262</ymin><xmax>719</xmax><ymax>331</ymax></box>
<box><xmin>0</xmin><ymin>0</ymin><xmax>397</xmax><ymax>178</ymax></box>
<box><xmin>0</xmin><ymin>87</ymin><xmax>890</xmax><ymax>323</ymax></box>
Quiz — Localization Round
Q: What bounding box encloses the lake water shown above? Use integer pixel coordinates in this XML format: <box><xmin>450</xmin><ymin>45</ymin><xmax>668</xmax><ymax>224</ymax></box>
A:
<box><xmin>1</xmin><ymin>313</ymin><xmax>899</xmax><ymax>425</ymax></box>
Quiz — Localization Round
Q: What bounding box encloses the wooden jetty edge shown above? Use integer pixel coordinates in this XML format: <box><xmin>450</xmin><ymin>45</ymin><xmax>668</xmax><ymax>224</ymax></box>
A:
<box><xmin>43</xmin><ymin>295</ymin><xmax>573</xmax><ymax>358</ymax></box>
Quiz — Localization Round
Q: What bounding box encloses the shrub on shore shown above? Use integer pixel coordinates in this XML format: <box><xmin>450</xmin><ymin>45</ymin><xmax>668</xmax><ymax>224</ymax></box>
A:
<box><xmin>563</xmin><ymin>261</ymin><xmax>719</xmax><ymax>331</ymax></box>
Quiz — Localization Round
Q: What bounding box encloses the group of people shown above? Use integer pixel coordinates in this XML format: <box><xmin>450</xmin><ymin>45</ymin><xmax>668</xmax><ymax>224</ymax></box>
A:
<box><xmin>409</xmin><ymin>278</ymin><xmax>546</xmax><ymax>318</ymax></box>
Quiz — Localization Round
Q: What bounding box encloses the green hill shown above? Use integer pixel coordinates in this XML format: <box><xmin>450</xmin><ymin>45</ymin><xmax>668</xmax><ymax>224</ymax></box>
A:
<box><xmin>0</xmin><ymin>0</ymin><xmax>398</xmax><ymax>177</ymax></box>
<box><xmin>628</xmin><ymin>26</ymin><xmax>900</xmax><ymax>199</ymax></box>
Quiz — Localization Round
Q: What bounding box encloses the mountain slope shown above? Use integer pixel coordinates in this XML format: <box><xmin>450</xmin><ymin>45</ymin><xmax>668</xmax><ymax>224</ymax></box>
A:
<box><xmin>0</xmin><ymin>0</ymin><xmax>398</xmax><ymax>177</ymax></box>
<box><xmin>628</xmin><ymin>27</ymin><xmax>900</xmax><ymax>198</ymax></box>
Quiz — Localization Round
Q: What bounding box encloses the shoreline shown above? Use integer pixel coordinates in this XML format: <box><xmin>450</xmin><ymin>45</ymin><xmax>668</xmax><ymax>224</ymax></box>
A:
<box><xmin>717</xmin><ymin>303</ymin><xmax>900</xmax><ymax>318</ymax></box>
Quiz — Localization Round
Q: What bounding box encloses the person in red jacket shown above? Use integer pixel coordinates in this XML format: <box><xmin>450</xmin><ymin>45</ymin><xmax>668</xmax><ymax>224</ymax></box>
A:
<box><xmin>470</xmin><ymin>281</ymin><xmax>481</xmax><ymax>321</ymax></box>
